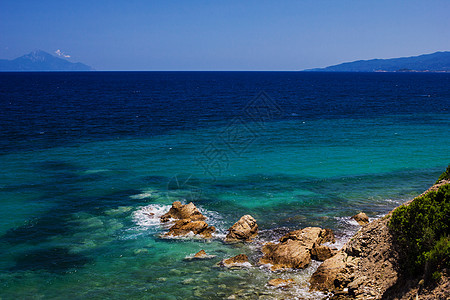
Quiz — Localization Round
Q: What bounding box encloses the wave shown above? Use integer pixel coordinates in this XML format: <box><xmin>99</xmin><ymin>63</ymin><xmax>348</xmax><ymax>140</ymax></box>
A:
<box><xmin>132</xmin><ymin>204</ymin><xmax>171</xmax><ymax>227</ymax></box>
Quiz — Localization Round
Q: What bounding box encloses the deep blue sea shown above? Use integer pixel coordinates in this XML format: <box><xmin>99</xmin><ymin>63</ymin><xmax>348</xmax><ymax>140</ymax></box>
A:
<box><xmin>0</xmin><ymin>72</ymin><xmax>449</xmax><ymax>299</ymax></box>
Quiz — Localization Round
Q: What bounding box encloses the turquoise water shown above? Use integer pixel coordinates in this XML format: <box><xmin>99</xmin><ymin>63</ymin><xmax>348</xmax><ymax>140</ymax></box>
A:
<box><xmin>0</xmin><ymin>72</ymin><xmax>449</xmax><ymax>299</ymax></box>
<box><xmin>1</xmin><ymin>114</ymin><xmax>449</xmax><ymax>299</ymax></box>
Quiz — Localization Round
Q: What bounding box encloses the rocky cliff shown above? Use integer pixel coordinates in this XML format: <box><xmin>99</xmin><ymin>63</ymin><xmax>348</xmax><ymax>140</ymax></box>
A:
<box><xmin>309</xmin><ymin>173</ymin><xmax>450</xmax><ymax>299</ymax></box>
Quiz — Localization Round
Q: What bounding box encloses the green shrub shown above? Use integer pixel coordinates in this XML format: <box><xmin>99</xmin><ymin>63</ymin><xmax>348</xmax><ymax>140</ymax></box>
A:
<box><xmin>389</xmin><ymin>183</ymin><xmax>450</xmax><ymax>277</ymax></box>
<box><xmin>436</xmin><ymin>165</ymin><xmax>450</xmax><ymax>184</ymax></box>
<box><xmin>424</xmin><ymin>236</ymin><xmax>450</xmax><ymax>273</ymax></box>
<box><xmin>431</xmin><ymin>271</ymin><xmax>442</xmax><ymax>282</ymax></box>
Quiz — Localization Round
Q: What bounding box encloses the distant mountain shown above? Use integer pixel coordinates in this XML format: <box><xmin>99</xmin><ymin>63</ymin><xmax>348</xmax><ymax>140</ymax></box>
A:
<box><xmin>305</xmin><ymin>51</ymin><xmax>450</xmax><ymax>72</ymax></box>
<box><xmin>0</xmin><ymin>50</ymin><xmax>94</xmax><ymax>71</ymax></box>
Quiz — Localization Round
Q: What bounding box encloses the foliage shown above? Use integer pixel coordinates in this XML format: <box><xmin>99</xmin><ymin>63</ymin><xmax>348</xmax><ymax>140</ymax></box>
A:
<box><xmin>436</xmin><ymin>165</ymin><xmax>450</xmax><ymax>184</ymax></box>
<box><xmin>389</xmin><ymin>183</ymin><xmax>450</xmax><ymax>278</ymax></box>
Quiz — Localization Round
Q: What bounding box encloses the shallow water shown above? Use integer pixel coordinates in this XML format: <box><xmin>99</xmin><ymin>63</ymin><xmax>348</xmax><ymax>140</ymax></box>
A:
<box><xmin>0</xmin><ymin>72</ymin><xmax>449</xmax><ymax>299</ymax></box>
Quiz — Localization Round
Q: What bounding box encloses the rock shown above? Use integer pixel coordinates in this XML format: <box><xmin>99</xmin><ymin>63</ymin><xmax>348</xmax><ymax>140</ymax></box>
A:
<box><xmin>309</xmin><ymin>251</ymin><xmax>350</xmax><ymax>291</ymax></box>
<box><xmin>267</xmin><ymin>278</ymin><xmax>295</xmax><ymax>288</ymax></box>
<box><xmin>310</xmin><ymin>180</ymin><xmax>450</xmax><ymax>299</ymax></box>
<box><xmin>259</xmin><ymin>239</ymin><xmax>311</xmax><ymax>271</ymax></box>
<box><xmin>184</xmin><ymin>249</ymin><xmax>216</xmax><ymax>260</ymax></box>
<box><xmin>351</xmin><ymin>212</ymin><xmax>369</xmax><ymax>226</ymax></box>
<box><xmin>164</xmin><ymin>220</ymin><xmax>215</xmax><ymax>238</ymax></box>
<box><xmin>225</xmin><ymin>215</ymin><xmax>258</xmax><ymax>242</ymax></box>
<box><xmin>219</xmin><ymin>254</ymin><xmax>252</xmax><ymax>268</ymax></box>
<box><xmin>310</xmin><ymin>217</ymin><xmax>399</xmax><ymax>297</ymax></box>
<box><xmin>194</xmin><ymin>249</ymin><xmax>207</xmax><ymax>258</ymax></box>
<box><xmin>160</xmin><ymin>202</ymin><xmax>215</xmax><ymax>239</ymax></box>
<box><xmin>259</xmin><ymin>227</ymin><xmax>335</xmax><ymax>271</ymax></box>
<box><xmin>311</xmin><ymin>245</ymin><xmax>335</xmax><ymax>261</ymax></box>
<box><xmin>279</xmin><ymin>227</ymin><xmax>335</xmax><ymax>247</ymax></box>
<box><xmin>160</xmin><ymin>201</ymin><xmax>206</xmax><ymax>222</ymax></box>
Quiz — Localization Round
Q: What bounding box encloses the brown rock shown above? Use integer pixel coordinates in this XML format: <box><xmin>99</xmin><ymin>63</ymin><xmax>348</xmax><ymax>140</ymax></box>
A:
<box><xmin>310</xmin><ymin>217</ymin><xmax>399</xmax><ymax>297</ymax></box>
<box><xmin>279</xmin><ymin>227</ymin><xmax>335</xmax><ymax>248</ymax></box>
<box><xmin>164</xmin><ymin>219</ymin><xmax>215</xmax><ymax>238</ymax></box>
<box><xmin>225</xmin><ymin>215</ymin><xmax>258</xmax><ymax>242</ymax></box>
<box><xmin>184</xmin><ymin>249</ymin><xmax>216</xmax><ymax>261</ymax></box>
<box><xmin>259</xmin><ymin>239</ymin><xmax>311</xmax><ymax>271</ymax></box>
<box><xmin>194</xmin><ymin>249</ymin><xmax>207</xmax><ymax>258</ymax></box>
<box><xmin>259</xmin><ymin>227</ymin><xmax>335</xmax><ymax>271</ymax></box>
<box><xmin>311</xmin><ymin>244</ymin><xmax>336</xmax><ymax>261</ymax></box>
<box><xmin>351</xmin><ymin>212</ymin><xmax>369</xmax><ymax>226</ymax></box>
<box><xmin>160</xmin><ymin>201</ymin><xmax>206</xmax><ymax>222</ymax></box>
<box><xmin>219</xmin><ymin>254</ymin><xmax>251</xmax><ymax>268</ymax></box>
<box><xmin>310</xmin><ymin>181</ymin><xmax>450</xmax><ymax>299</ymax></box>
<box><xmin>267</xmin><ymin>278</ymin><xmax>295</xmax><ymax>288</ymax></box>
<box><xmin>309</xmin><ymin>251</ymin><xmax>351</xmax><ymax>291</ymax></box>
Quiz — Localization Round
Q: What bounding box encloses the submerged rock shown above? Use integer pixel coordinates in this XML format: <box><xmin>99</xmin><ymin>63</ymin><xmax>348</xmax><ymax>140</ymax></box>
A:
<box><xmin>225</xmin><ymin>215</ymin><xmax>258</xmax><ymax>242</ymax></box>
<box><xmin>160</xmin><ymin>201</ymin><xmax>206</xmax><ymax>222</ymax></box>
<box><xmin>267</xmin><ymin>278</ymin><xmax>295</xmax><ymax>288</ymax></box>
<box><xmin>219</xmin><ymin>254</ymin><xmax>252</xmax><ymax>268</ymax></box>
<box><xmin>259</xmin><ymin>227</ymin><xmax>335</xmax><ymax>271</ymax></box>
<box><xmin>164</xmin><ymin>219</ymin><xmax>215</xmax><ymax>238</ymax></box>
<box><xmin>351</xmin><ymin>212</ymin><xmax>369</xmax><ymax>226</ymax></box>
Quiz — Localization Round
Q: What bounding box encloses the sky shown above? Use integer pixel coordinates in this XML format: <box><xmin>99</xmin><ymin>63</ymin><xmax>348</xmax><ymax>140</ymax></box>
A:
<box><xmin>1</xmin><ymin>0</ymin><xmax>449</xmax><ymax>71</ymax></box>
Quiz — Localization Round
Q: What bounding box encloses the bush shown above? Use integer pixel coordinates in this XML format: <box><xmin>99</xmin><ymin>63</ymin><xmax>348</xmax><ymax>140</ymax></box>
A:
<box><xmin>389</xmin><ymin>183</ymin><xmax>450</xmax><ymax>278</ymax></box>
<box><xmin>436</xmin><ymin>165</ymin><xmax>450</xmax><ymax>184</ymax></box>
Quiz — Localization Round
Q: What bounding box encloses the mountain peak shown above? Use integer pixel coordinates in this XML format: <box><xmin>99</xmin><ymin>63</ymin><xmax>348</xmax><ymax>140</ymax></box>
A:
<box><xmin>21</xmin><ymin>49</ymin><xmax>55</xmax><ymax>62</ymax></box>
<box><xmin>0</xmin><ymin>50</ymin><xmax>94</xmax><ymax>71</ymax></box>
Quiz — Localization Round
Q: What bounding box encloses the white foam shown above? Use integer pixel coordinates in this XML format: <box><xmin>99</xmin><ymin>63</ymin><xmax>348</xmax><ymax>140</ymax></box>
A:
<box><xmin>184</xmin><ymin>253</ymin><xmax>216</xmax><ymax>260</ymax></box>
<box><xmin>132</xmin><ymin>204</ymin><xmax>171</xmax><ymax>227</ymax></box>
<box><xmin>384</xmin><ymin>198</ymin><xmax>402</xmax><ymax>204</ymax></box>
<box><xmin>131</xmin><ymin>203</ymin><xmax>225</xmax><ymax>241</ymax></box>
<box><xmin>332</xmin><ymin>216</ymin><xmax>361</xmax><ymax>249</ymax></box>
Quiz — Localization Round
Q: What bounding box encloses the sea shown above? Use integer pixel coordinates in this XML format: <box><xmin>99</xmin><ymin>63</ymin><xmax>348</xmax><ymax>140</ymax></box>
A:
<box><xmin>0</xmin><ymin>71</ymin><xmax>449</xmax><ymax>299</ymax></box>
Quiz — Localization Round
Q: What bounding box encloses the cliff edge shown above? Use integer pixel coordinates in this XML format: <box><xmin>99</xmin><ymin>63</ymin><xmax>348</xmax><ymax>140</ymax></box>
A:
<box><xmin>310</xmin><ymin>167</ymin><xmax>450</xmax><ymax>299</ymax></box>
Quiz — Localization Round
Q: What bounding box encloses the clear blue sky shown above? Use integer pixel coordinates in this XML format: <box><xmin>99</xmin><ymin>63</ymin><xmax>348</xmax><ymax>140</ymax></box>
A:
<box><xmin>1</xmin><ymin>0</ymin><xmax>449</xmax><ymax>70</ymax></box>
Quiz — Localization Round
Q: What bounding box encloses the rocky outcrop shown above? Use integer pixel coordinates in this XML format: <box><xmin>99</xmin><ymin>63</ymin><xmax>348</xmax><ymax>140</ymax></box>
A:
<box><xmin>310</xmin><ymin>179</ymin><xmax>450</xmax><ymax>299</ymax></box>
<box><xmin>194</xmin><ymin>250</ymin><xmax>208</xmax><ymax>258</ymax></box>
<box><xmin>310</xmin><ymin>216</ymin><xmax>400</xmax><ymax>299</ymax></box>
<box><xmin>279</xmin><ymin>227</ymin><xmax>335</xmax><ymax>247</ymax></box>
<box><xmin>160</xmin><ymin>201</ymin><xmax>206</xmax><ymax>222</ymax></box>
<box><xmin>259</xmin><ymin>227</ymin><xmax>335</xmax><ymax>271</ymax></box>
<box><xmin>219</xmin><ymin>254</ymin><xmax>252</xmax><ymax>268</ymax></box>
<box><xmin>164</xmin><ymin>219</ymin><xmax>215</xmax><ymax>238</ymax></box>
<box><xmin>225</xmin><ymin>215</ymin><xmax>258</xmax><ymax>242</ymax></box>
<box><xmin>309</xmin><ymin>251</ymin><xmax>357</xmax><ymax>292</ymax></box>
<box><xmin>351</xmin><ymin>212</ymin><xmax>369</xmax><ymax>226</ymax></box>
<box><xmin>260</xmin><ymin>240</ymin><xmax>311</xmax><ymax>271</ymax></box>
<box><xmin>159</xmin><ymin>201</ymin><xmax>215</xmax><ymax>239</ymax></box>
<box><xmin>267</xmin><ymin>278</ymin><xmax>295</xmax><ymax>288</ymax></box>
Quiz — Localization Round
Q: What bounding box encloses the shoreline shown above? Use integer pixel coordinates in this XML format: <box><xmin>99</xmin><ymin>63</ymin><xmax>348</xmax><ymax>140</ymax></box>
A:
<box><xmin>142</xmin><ymin>168</ymin><xmax>449</xmax><ymax>299</ymax></box>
